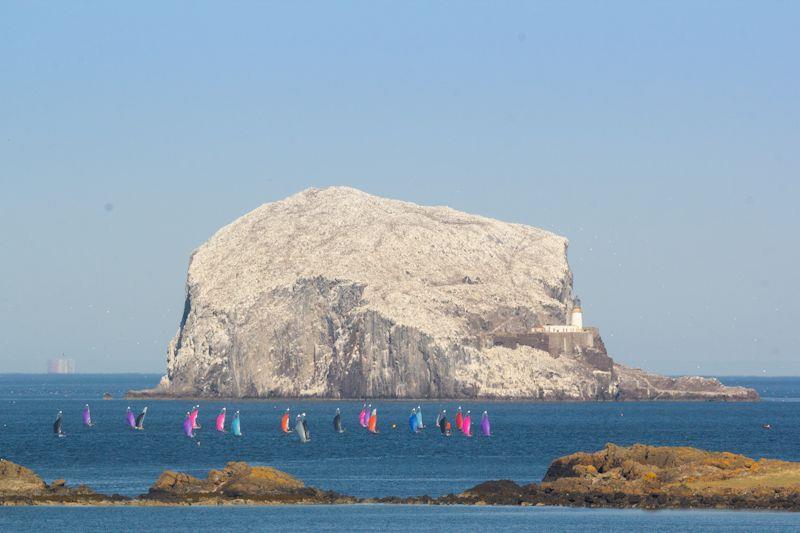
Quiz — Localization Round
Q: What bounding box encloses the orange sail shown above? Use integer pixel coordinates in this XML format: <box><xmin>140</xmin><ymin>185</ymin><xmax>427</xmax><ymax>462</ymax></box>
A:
<box><xmin>367</xmin><ymin>408</ymin><xmax>378</xmax><ymax>434</ymax></box>
<box><xmin>281</xmin><ymin>412</ymin><xmax>291</xmax><ymax>433</ymax></box>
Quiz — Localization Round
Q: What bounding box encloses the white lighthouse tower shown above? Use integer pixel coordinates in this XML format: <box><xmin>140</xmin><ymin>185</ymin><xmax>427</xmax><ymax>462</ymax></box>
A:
<box><xmin>570</xmin><ymin>298</ymin><xmax>583</xmax><ymax>329</ymax></box>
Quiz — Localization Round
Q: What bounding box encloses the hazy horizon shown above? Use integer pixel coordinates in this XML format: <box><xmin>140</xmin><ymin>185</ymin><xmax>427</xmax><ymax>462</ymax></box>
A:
<box><xmin>1</xmin><ymin>2</ymin><xmax>797</xmax><ymax>376</ymax></box>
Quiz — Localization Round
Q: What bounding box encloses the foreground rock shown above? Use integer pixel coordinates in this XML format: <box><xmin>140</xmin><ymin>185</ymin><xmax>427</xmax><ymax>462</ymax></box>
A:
<box><xmin>3</xmin><ymin>445</ymin><xmax>800</xmax><ymax>509</ymax></box>
<box><xmin>0</xmin><ymin>459</ymin><xmax>128</xmax><ymax>505</ymax></box>
<box><xmin>430</xmin><ymin>444</ymin><xmax>800</xmax><ymax>510</ymax></box>
<box><xmin>131</xmin><ymin>187</ymin><xmax>755</xmax><ymax>401</ymax></box>
<box><xmin>143</xmin><ymin>461</ymin><xmax>356</xmax><ymax>504</ymax></box>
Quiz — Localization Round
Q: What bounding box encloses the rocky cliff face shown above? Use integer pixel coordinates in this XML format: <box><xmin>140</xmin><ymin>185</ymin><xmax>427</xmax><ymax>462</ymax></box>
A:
<box><xmin>137</xmin><ymin>187</ymin><xmax>755</xmax><ymax>400</ymax></box>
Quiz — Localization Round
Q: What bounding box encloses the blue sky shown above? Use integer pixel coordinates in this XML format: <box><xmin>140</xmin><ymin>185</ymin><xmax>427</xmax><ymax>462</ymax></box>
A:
<box><xmin>0</xmin><ymin>2</ymin><xmax>797</xmax><ymax>374</ymax></box>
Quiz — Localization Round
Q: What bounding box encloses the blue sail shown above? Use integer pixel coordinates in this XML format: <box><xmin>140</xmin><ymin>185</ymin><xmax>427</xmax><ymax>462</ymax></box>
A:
<box><xmin>231</xmin><ymin>411</ymin><xmax>242</xmax><ymax>436</ymax></box>
<box><xmin>409</xmin><ymin>411</ymin><xmax>418</xmax><ymax>433</ymax></box>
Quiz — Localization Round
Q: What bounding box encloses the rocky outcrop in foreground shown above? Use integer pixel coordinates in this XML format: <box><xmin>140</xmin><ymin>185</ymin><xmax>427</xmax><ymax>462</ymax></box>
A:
<box><xmin>0</xmin><ymin>459</ymin><xmax>127</xmax><ymax>505</ymax></box>
<box><xmin>3</xmin><ymin>445</ymin><xmax>800</xmax><ymax>509</ymax></box>
<box><xmin>132</xmin><ymin>187</ymin><xmax>756</xmax><ymax>401</ymax></box>
<box><xmin>143</xmin><ymin>461</ymin><xmax>355</xmax><ymax>505</ymax></box>
<box><xmin>425</xmin><ymin>444</ymin><xmax>800</xmax><ymax>510</ymax></box>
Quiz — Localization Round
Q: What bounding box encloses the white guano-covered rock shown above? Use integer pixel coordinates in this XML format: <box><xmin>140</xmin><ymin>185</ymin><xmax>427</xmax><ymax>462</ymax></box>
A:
<box><xmin>136</xmin><ymin>187</ymin><xmax>756</xmax><ymax>401</ymax></box>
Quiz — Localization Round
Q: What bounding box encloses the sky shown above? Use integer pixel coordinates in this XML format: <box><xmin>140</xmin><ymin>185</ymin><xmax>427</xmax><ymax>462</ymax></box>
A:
<box><xmin>0</xmin><ymin>2</ymin><xmax>797</xmax><ymax>375</ymax></box>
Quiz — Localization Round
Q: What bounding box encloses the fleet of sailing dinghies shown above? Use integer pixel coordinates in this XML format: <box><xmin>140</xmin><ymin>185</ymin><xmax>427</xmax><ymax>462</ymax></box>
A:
<box><xmin>50</xmin><ymin>404</ymin><xmax>493</xmax><ymax>441</ymax></box>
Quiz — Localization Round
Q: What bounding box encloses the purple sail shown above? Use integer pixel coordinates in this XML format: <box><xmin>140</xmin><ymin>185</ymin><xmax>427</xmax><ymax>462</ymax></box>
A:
<box><xmin>82</xmin><ymin>405</ymin><xmax>92</xmax><ymax>427</ymax></box>
<box><xmin>481</xmin><ymin>411</ymin><xmax>491</xmax><ymax>436</ymax></box>
<box><xmin>126</xmin><ymin>408</ymin><xmax>136</xmax><ymax>429</ymax></box>
<box><xmin>183</xmin><ymin>415</ymin><xmax>194</xmax><ymax>438</ymax></box>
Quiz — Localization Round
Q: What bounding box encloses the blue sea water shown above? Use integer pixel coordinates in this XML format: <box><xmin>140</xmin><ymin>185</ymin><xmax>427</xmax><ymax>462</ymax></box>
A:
<box><xmin>0</xmin><ymin>374</ymin><xmax>799</xmax><ymax>531</ymax></box>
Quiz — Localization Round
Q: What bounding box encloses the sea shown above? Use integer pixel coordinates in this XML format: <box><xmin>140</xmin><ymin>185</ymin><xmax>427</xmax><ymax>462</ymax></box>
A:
<box><xmin>0</xmin><ymin>374</ymin><xmax>799</xmax><ymax>532</ymax></box>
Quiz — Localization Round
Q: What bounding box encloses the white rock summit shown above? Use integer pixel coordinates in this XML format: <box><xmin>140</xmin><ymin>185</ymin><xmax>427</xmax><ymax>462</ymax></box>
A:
<box><xmin>133</xmin><ymin>187</ymin><xmax>756</xmax><ymax>401</ymax></box>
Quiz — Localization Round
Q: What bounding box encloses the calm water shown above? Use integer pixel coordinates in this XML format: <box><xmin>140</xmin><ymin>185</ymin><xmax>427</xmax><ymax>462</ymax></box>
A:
<box><xmin>0</xmin><ymin>374</ymin><xmax>799</xmax><ymax>531</ymax></box>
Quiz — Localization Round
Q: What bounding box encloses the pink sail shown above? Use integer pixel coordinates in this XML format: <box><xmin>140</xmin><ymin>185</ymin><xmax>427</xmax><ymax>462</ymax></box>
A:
<box><xmin>190</xmin><ymin>406</ymin><xmax>201</xmax><ymax>429</ymax></box>
<box><xmin>216</xmin><ymin>408</ymin><xmax>226</xmax><ymax>432</ymax></box>
<box><xmin>359</xmin><ymin>405</ymin><xmax>370</xmax><ymax>428</ymax></box>
<box><xmin>462</xmin><ymin>413</ymin><xmax>472</xmax><ymax>437</ymax></box>
<box><xmin>183</xmin><ymin>414</ymin><xmax>194</xmax><ymax>438</ymax></box>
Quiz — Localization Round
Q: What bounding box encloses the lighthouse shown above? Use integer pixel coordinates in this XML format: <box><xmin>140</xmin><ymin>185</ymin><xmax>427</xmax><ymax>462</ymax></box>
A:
<box><xmin>570</xmin><ymin>299</ymin><xmax>583</xmax><ymax>329</ymax></box>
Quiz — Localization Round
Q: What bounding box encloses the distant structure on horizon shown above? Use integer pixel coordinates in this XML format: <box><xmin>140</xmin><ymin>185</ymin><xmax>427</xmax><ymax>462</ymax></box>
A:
<box><xmin>47</xmin><ymin>357</ymin><xmax>76</xmax><ymax>374</ymax></box>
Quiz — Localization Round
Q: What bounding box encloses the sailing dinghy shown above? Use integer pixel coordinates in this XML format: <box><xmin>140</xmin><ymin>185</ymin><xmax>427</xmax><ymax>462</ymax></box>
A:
<box><xmin>190</xmin><ymin>405</ymin><xmax>201</xmax><ymax>430</ymax></box>
<box><xmin>135</xmin><ymin>407</ymin><xmax>147</xmax><ymax>430</ymax></box>
<box><xmin>367</xmin><ymin>408</ymin><xmax>379</xmax><ymax>434</ymax></box>
<box><xmin>481</xmin><ymin>411</ymin><xmax>491</xmax><ymax>436</ymax></box>
<box><xmin>281</xmin><ymin>408</ymin><xmax>292</xmax><ymax>434</ymax></box>
<box><xmin>183</xmin><ymin>412</ymin><xmax>195</xmax><ymax>438</ymax></box>
<box><xmin>216</xmin><ymin>407</ymin><xmax>226</xmax><ymax>432</ymax></box>
<box><xmin>54</xmin><ymin>410</ymin><xmax>65</xmax><ymax>437</ymax></box>
<box><xmin>296</xmin><ymin>414</ymin><xmax>309</xmax><ymax>443</ymax></box>
<box><xmin>231</xmin><ymin>410</ymin><xmax>242</xmax><ymax>436</ymax></box>
<box><xmin>462</xmin><ymin>410</ymin><xmax>473</xmax><ymax>437</ymax></box>
<box><xmin>409</xmin><ymin>408</ymin><xmax>418</xmax><ymax>433</ymax></box>
<box><xmin>232</xmin><ymin>410</ymin><xmax>242</xmax><ymax>436</ymax></box>
<box><xmin>333</xmin><ymin>408</ymin><xmax>344</xmax><ymax>433</ymax></box>
<box><xmin>82</xmin><ymin>404</ymin><xmax>93</xmax><ymax>427</ymax></box>
<box><xmin>125</xmin><ymin>407</ymin><xmax>136</xmax><ymax>430</ymax></box>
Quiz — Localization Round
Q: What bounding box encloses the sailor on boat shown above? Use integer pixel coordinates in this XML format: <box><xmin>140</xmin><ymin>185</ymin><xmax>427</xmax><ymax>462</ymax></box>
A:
<box><xmin>54</xmin><ymin>410</ymin><xmax>65</xmax><ymax>437</ymax></box>
<box><xmin>135</xmin><ymin>407</ymin><xmax>148</xmax><ymax>430</ymax></box>
<box><xmin>333</xmin><ymin>408</ymin><xmax>344</xmax><ymax>433</ymax></box>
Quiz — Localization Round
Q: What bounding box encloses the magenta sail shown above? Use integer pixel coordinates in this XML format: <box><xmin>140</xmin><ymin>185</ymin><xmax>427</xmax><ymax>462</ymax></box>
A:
<box><xmin>190</xmin><ymin>406</ymin><xmax>201</xmax><ymax>429</ymax></box>
<box><xmin>216</xmin><ymin>408</ymin><xmax>226</xmax><ymax>432</ymax></box>
<box><xmin>462</xmin><ymin>413</ymin><xmax>472</xmax><ymax>437</ymax></box>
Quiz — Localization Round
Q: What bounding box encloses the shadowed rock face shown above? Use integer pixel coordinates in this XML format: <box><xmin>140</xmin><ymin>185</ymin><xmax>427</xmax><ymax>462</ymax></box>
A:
<box><xmin>133</xmin><ymin>187</ymin><xmax>756</xmax><ymax>400</ymax></box>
